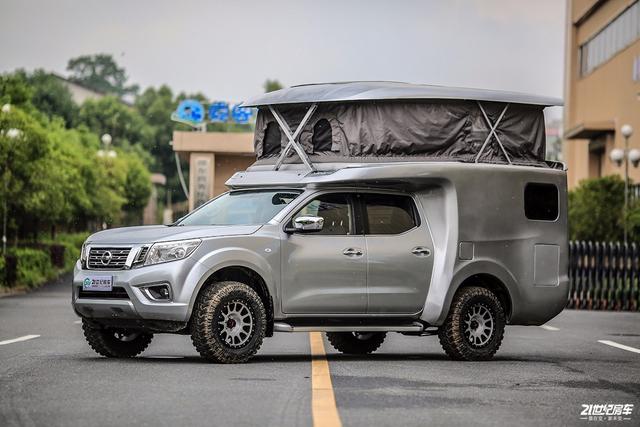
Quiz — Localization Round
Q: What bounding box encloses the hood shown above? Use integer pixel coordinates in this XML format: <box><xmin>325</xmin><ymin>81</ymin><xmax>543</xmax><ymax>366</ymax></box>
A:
<box><xmin>86</xmin><ymin>225</ymin><xmax>262</xmax><ymax>245</ymax></box>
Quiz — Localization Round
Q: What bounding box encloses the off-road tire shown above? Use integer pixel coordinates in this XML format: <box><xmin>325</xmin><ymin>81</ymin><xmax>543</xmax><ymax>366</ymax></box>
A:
<box><xmin>191</xmin><ymin>281</ymin><xmax>266</xmax><ymax>364</ymax></box>
<box><xmin>438</xmin><ymin>286</ymin><xmax>505</xmax><ymax>361</ymax></box>
<box><xmin>82</xmin><ymin>320</ymin><xmax>153</xmax><ymax>358</ymax></box>
<box><xmin>326</xmin><ymin>332</ymin><xmax>387</xmax><ymax>354</ymax></box>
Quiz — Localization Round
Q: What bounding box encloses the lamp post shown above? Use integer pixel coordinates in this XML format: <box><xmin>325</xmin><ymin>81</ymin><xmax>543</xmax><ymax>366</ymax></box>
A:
<box><xmin>98</xmin><ymin>133</ymin><xmax>116</xmax><ymax>158</ymax></box>
<box><xmin>609</xmin><ymin>124</ymin><xmax>637</xmax><ymax>245</ymax></box>
<box><xmin>1</xmin><ymin>104</ymin><xmax>22</xmax><ymax>254</ymax></box>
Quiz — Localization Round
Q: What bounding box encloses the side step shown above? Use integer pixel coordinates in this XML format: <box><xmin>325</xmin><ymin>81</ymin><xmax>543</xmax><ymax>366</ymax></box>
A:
<box><xmin>273</xmin><ymin>321</ymin><xmax>424</xmax><ymax>333</ymax></box>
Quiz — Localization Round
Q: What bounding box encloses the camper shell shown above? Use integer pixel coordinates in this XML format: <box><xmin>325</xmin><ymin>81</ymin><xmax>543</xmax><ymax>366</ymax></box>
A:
<box><xmin>73</xmin><ymin>82</ymin><xmax>568</xmax><ymax>363</ymax></box>
<box><xmin>233</xmin><ymin>81</ymin><xmax>568</xmax><ymax>326</ymax></box>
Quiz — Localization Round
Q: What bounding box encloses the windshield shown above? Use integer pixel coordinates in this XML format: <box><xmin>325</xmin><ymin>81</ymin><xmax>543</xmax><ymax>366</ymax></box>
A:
<box><xmin>177</xmin><ymin>190</ymin><xmax>302</xmax><ymax>226</ymax></box>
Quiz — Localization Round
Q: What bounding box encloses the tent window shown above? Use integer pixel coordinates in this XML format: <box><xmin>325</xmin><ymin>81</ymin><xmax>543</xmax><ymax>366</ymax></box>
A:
<box><xmin>312</xmin><ymin>119</ymin><xmax>332</xmax><ymax>152</ymax></box>
<box><xmin>263</xmin><ymin>122</ymin><xmax>281</xmax><ymax>157</ymax></box>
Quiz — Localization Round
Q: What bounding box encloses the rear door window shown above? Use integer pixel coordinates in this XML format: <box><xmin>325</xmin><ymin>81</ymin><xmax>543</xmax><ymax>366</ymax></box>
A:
<box><xmin>362</xmin><ymin>194</ymin><xmax>419</xmax><ymax>235</ymax></box>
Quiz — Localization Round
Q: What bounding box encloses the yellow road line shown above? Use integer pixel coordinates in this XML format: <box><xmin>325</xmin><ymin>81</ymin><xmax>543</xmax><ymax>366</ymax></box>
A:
<box><xmin>309</xmin><ymin>332</ymin><xmax>342</xmax><ymax>427</ymax></box>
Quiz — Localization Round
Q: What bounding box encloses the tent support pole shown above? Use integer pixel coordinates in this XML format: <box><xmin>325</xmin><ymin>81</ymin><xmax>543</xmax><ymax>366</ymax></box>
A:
<box><xmin>270</xmin><ymin>104</ymin><xmax>318</xmax><ymax>172</ymax></box>
<box><xmin>474</xmin><ymin>102</ymin><xmax>511</xmax><ymax>164</ymax></box>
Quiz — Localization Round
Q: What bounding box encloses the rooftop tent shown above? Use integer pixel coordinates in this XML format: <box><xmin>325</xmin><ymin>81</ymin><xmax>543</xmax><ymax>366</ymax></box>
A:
<box><xmin>244</xmin><ymin>82</ymin><xmax>563</xmax><ymax>168</ymax></box>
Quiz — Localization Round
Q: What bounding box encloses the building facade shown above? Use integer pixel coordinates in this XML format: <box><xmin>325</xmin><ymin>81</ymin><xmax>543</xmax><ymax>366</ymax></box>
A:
<box><xmin>564</xmin><ymin>0</ymin><xmax>640</xmax><ymax>188</ymax></box>
<box><xmin>171</xmin><ymin>131</ymin><xmax>255</xmax><ymax>212</ymax></box>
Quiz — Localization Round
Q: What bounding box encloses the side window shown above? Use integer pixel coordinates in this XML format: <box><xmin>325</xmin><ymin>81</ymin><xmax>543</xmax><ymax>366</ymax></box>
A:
<box><xmin>263</xmin><ymin>122</ymin><xmax>281</xmax><ymax>157</ymax></box>
<box><xmin>312</xmin><ymin>119</ymin><xmax>332</xmax><ymax>152</ymax></box>
<box><xmin>363</xmin><ymin>194</ymin><xmax>418</xmax><ymax>235</ymax></box>
<box><xmin>292</xmin><ymin>193</ymin><xmax>353</xmax><ymax>235</ymax></box>
<box><xmin>524</xmin><ymin>183</ymin><xmax>559</xmax><ymax>221</ymax></box>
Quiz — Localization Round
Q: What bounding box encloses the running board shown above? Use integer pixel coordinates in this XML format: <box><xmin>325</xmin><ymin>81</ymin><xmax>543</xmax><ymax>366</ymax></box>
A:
<box><xmin>273</xmin><ymin>322</ymin><xmax>424</xmax><ymax>333</ymax></box>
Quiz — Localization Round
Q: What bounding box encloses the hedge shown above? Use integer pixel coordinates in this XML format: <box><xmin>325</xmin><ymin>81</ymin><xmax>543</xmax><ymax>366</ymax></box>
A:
<box><xmin>1</xmin><ymin>232</ymin><xmax>88</xmax><ymax>289</ymax></box>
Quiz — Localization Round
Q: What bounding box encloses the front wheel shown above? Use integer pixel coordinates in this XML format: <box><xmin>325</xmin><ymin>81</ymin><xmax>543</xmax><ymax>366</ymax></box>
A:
<box><xmin>82</xmin><ymin>320</ymin><xmax>153</xmax><ymax>358</ymax></box>
<box><xmin>438</xmin><ymin>286</ymin><xmax>506</xmax><ymax>361</ymax></box>
<box><xmin>190</xmin><ymin>281</ymin><xmax>266</xmax><ymax>364</ymax></box>
<box><xmin>326</xmin><ymin>331</ymin><xmax>387</xmax><ymax>354</ymax></box>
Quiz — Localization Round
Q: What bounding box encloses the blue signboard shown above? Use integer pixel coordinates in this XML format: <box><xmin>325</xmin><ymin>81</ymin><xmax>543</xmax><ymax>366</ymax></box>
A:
<box><xmin>208</xmin><ymin>102</ymin><xmax>229</xmax><ymax>122</ymax></box>
<box><xmin>231</xmin><ymin>104</ymin><xmax>253</xmax><ymax>124</ymax></box>
<box><xmin>173</xmin><ymin>99</ymin><xmax>204</xmax><ymax>125</ymax></box>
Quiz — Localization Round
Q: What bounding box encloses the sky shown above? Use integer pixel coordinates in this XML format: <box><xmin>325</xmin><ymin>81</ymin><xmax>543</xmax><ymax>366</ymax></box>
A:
<box><xmin>0</xmin><ymin>0</ymin><xmax>566</xmax><ymax>111</ymax></box>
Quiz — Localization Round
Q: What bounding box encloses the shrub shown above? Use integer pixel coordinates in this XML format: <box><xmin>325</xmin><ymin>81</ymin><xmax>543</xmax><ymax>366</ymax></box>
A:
<box><xmin>569</xmin><ymin>176</ymin><xmax>625</xmax><ymax>241</ymax></box>
<box><xmin>43</xmin><ymin>232</ymin><xmax>89</xmax><ymax>271</ymax></box>
<box><xmin>9</xmin><ymin>248</ymin><xmax>56</xmax><ymax>288</ymax></box>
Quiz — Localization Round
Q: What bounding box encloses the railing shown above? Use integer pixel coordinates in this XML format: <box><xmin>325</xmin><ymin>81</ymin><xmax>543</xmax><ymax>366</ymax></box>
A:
<box><xmin>568</xmin><ymin>241</ymin><xmax>640</xmax><ymax>311</ymax></box>
<box><xmin>629</xmin><ymin>184</ymin><xmax>640</xmax><ymax>201</ymax></box>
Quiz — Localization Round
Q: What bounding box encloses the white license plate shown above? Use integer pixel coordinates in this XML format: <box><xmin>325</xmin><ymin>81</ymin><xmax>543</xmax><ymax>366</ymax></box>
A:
<box><xmin>82</xmin><ymin>276</ymin><xmax>113</xmax><ymax>291</ymax></box>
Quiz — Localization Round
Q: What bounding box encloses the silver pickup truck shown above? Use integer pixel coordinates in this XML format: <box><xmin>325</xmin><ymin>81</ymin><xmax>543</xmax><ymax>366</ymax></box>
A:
<box><xmin>73</xmin><ymin>82</ymin><xmax>568</xmax><ymax>363</ymax></box>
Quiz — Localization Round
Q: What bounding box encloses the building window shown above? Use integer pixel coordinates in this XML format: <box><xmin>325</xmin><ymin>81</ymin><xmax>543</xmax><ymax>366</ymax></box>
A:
<box><xmin>579</xmin><ymin>0</ymin><xmax>640</xmax><ymax>76</ymax></box>
<box><xmin>263</xmin><ymin>122</ymin><xmax>281</xmax><ymax>157</ymax></box>
<box><xmin>524</xmin><ymin>183</ymin><xmax>559</xmax><ymax>221</ymax></box>
<box><xmin>312</xmin><ymin>119</ymin><xmax>333</xmax><ymax>152</ymax></box>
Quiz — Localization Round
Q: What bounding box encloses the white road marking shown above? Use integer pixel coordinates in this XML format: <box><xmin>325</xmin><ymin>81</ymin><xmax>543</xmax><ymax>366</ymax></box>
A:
<box><xmin>73</xmin><ymin>320</ymin><xmax>82</xmax><ymax>324</ymax></box>
<box><xmin>539</xmin><ymin>325</ymin><xmax>559</xmax><ymax>331</ymax></box>
<box><xmin>598</xmin><ymin>340</ymin><xmax>640</xmax><ymax>354</ymax></box>
<box><xmin>0</xmin><ymin>335</ymin><xmax>40</xmax><ymax>346</ymax></box>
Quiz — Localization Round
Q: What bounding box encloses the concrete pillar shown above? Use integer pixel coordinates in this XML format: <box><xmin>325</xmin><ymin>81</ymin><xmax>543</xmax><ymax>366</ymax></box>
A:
<box><xmin>189</xmin><ymin>152</ymin><xmax>215</xmax><ymax>211</ymax></box>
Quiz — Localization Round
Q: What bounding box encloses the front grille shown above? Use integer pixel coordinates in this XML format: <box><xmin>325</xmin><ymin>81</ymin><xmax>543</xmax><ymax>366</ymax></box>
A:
<box><xmin>133</xmin><ymin>246</ymin><xmax>149</xmax><ymax>264</ymax></box>
<box><xmin>87</xmin><ymin>247</ymin><xmax>131</xmax><ymax>270</ymax></box>
<box><xmin>78</xmin><ymin>286</ymin><xmax>130</xmax><ymax>299</ymax></box>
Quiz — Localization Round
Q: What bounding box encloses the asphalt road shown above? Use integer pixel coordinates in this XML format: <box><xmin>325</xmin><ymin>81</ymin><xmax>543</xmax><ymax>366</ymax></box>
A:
<box><xmin>1</xmin><ymin>274</ymin><xmax>639</xmax><ymax>427</ymax></box>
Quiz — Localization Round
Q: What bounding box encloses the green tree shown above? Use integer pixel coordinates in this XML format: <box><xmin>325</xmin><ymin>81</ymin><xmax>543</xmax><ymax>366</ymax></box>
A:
<box><xmin>0</xmin><ymin>106</ymin><xmax>51</xmax><ymax>242</ymax></box>
<box><xmin>263</xmin><ymin>79</ymin><xmax>283</xmax><ymax>93</ymax></box>
<box><xmin>0</xmin><ymin>71</ymin><xmax>33</xmax><ymax>108</ymax></box>
<box><xmin>67</xmin><ymin>54</ymin><xmax>139</xmax><ymax>97</ymax></box>
<box><xmin>569</xmin><ymin>175</ymin><xmax>625</xmax><ymax>241</ymax></box>
<box><xmin>27</xmin><ymin>70</ymin><xmax>78</xmax><ymax>127</ymax></box>
<box><xmin>78</xmin><ymin>96</ymin><xmax>154</xmax><ymax>154</ymax></box>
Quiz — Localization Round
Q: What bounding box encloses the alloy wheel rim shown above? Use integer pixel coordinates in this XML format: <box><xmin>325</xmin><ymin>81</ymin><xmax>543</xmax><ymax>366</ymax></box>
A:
<box><xmin>217</xmin><ymin>300</ymin><xmax>254</xmax><ymax>348</ymax></box>
<box><xmin>463</xmin><ymin>303</ymin><xmax>494</xmax><ymax>347</ymax></box>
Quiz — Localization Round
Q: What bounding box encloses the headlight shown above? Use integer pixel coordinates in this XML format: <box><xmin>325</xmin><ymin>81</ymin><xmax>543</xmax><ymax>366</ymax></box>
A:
<box><xmin>144</xmin><ymin>239</ymin><xmax>201</xmax><ymax>266</ymax></box>
<box><xmin>80</xmin><ymin>242</ymin><xmax>89</xmax><ymax>264</ymax></box>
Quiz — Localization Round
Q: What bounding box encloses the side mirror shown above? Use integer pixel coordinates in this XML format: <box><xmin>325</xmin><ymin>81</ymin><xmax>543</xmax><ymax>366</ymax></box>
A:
<box><xmin>286</xmin><ymin>216</ymin><xmax>324</xmax><ymax>233</ymax></box>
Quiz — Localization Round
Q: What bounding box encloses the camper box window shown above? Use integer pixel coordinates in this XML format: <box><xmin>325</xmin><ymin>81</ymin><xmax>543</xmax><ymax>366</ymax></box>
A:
<box><xmin>524</xmin><ymin>183</ymin><xmax>559</xmax><ymax>221</ymax></box>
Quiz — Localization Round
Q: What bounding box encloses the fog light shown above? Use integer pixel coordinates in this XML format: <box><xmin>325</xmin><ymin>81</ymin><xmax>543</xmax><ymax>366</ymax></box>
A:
<box><xmin>141</xmin><ymin>284</ymin><xmax>172</xmax><ymax>301</ymax></box>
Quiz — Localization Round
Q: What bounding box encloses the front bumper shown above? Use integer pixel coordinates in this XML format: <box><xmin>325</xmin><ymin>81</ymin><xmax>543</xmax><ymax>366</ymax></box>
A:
<box><xmin>72</xmin><ymin>257</ymin><xmax>204</xmax><ymax>323</ymax></box>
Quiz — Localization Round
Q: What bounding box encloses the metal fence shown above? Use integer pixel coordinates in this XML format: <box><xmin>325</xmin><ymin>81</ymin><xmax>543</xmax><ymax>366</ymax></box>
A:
<box><xmin>568</xmin><ymin>241</ymin><xmax>640</xmax><ymax>311</ymax></box>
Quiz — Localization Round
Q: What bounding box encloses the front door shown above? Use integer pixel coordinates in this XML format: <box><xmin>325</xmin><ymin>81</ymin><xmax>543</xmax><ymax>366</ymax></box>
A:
<box><xmin>281</xmin><ymin>193</ymin><xmax>367</xmax><ymax>314</ymax></box>
<box><xmin>362</xmin><ymin>193</ymin><xmax>434</xmax><ymax>314</ymax></box>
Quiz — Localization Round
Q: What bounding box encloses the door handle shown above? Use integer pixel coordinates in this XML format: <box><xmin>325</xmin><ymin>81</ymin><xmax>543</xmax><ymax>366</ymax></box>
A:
<box><xmin>411</xmin><ymin>246</ymin><xmax>431</xmax><ymax>257</ymax></box>
<box><xmin>343</xmin><ymin>248</ymin><xmax>363</xmax><ymax>257</ymax></box>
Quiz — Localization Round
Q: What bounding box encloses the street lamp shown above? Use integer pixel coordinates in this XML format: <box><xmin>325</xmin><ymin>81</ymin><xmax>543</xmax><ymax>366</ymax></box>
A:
<box><xmin>609</xmin><ymin>124</ymin><xmax>636</xmax><ymax>245</ymax></box>
<box><xmin>1</xmin><ymin>103</ymin><xmax>22</xmax><ymax>254</ymax></box>
<box><xmin>98</xmin><ymin>133</ymin><xmax>116</xmax><ymax>158</ymax></box>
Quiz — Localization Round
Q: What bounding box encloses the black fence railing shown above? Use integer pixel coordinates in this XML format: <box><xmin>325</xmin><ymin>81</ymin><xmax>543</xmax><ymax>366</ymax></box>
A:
<box><xmin>568</xmin><ymin>241</ymin><xmax>640</xmax><ymax>311</ymax></box>
<box><xmin>629</xmin><ymin>184</ymin><xmax>640</xmax><ymax>201</ymax></box>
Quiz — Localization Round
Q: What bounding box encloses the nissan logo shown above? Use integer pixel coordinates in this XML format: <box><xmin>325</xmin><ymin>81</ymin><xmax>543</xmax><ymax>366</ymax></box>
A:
<box><xmin>100</xmin><ymin>251</ymin><xmax>113</xmax><ymax>265</ymax></box>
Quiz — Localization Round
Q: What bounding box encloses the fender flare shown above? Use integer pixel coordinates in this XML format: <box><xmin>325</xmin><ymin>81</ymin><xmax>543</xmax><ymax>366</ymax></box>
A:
<box><xmin>183</xmin><ymin>247</ymin><xmax>276</xmax><ymax>321</ymax></box>
<box><xmin>424</xmin><ymin>259</ymin><xmax>521</xmax><ymax>325</ymax></box>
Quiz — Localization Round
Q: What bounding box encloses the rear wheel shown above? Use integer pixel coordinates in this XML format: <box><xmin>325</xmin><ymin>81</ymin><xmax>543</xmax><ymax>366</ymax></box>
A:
<box><xmin>438</xmin><ymin>286</ymin><xmax>505</xmax><ymax>361</ymax></box>
<box><xmin>326</xmin><ymin>331</ymin><xmax>386</xmax><ymax>354</ymax></box>
<box><xmin>191</xmin><ymin>281</ymin><xmax>266</xmax><ymax>364</ymax></box>
<box><xmin>82</xmin><ymin>320</ymin><xmax>153</xmax><ymax>358</ymax></box>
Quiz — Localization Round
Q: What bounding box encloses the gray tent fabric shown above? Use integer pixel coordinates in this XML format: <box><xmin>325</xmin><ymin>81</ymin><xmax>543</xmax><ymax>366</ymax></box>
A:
<box><xmin>254</xmin><ymin>100</ymin><xmax>546</xmax><ymax>166</ymax></box>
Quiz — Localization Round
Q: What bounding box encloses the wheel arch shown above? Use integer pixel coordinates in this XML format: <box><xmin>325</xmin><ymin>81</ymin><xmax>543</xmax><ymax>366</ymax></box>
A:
<box><xmin>457</xmin><ymin>273</ymin><xmax>513</xmax><ymax>320</ymax></box>
<box><xmin>428</xmin><ymin>260</ymin><xmax>520</xmax><ymax>326</ymax></box>
<box><xmin>189</xmin><ymin>265</ymin><xmax>274</xmax><ymax>337</ymax></box>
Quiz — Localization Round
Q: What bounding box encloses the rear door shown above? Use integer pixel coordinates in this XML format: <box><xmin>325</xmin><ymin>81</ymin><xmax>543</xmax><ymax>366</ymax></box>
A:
<box><xmin>362</xmin><ymin>193</ymin><xmax>434</xmax><ymax>314</ymax></box>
